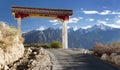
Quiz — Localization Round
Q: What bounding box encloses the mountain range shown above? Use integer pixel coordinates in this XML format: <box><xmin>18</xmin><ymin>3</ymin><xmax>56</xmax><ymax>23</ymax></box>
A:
<box><xmin>22</xmin><ymin>23</ymin><xmax>120</xmax><ymax>49</ymax></box>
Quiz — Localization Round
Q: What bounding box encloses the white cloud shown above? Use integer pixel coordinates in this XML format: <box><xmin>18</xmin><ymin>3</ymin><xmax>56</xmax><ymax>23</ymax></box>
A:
<box><xmin>105</xmin><ymin>18</ymin><xmax>109</xmax><ymax>21</ymax></box>
<box><xmin>78</xmin><ymin>17</ymin><xmax>83</xmax><ymax>19</ymax></box>
<box><xmin>49</xmin><ymin>19</ymin><xmax>60</xmax><ymax>25</ymax></box>
<box><xmin>49</xmin><ymin>20</ymin><xmax>58</xmax><ymax>23</ymax></box>
<box><xmin>83</xmin><ymin>10</ymin><xmax>120</xmax><ymax>15</ymax></box>
<box><xmin>118</xmin><ymin>15</ymin><xmax>120</xmax><ymax>18</ymax></box>
<box><xmin>49</xmin><ymin>17</ymin><xmax>80</xmax><ymax>25</ymax></box>
<box><xmin>97</xmin><ymin>20</ymin><xmax>120</xmax><ymax>28</ymax></box>
<box><xmin>72</xmin><ymin>26</ymin><xmax>80</xmax><ymax>31</ymax></box>
<box><xmin>112</xmin><ymin>11</ymin><xmax>120</xmax><ymax>15</ymax></box>
<box><xmin>68</xmin><ymin>17</ymin><xmax>79</xmax><ymax>24</ymax></box>
<box><xmin>52</xmin><ymin>23</ymin><xmax>59</xmax><ymax>25</ymax></box>
<box><xmin>99</xmin><ymin>10</ymin><xmax>111</xmax><ymax>15</ymax></box>
<box><xmin>61</xmin><ymin>25</ymin><xmax>80</xmax><ymax>31</ymax></box>
<box><xmin>81</xmin><ymin>25</ymin><xmax>92</xmax><ymax>29</ymax></box>
<box><xmin>36</xmin><ymin>26</ymin><xmax>47</xmax><ymax>31</ymax></box>
<box><xmin>97</xmin><ymin>20</ymin><xmax>107</xmax><ymax>24</ymax></box>
<box><xmin>59</xmin><ymin>26</ymin><xmax>72</xmax><ymax>29</ymax></box>
<box><xmin>116</xmin><ymin>20</ymin><xmax>120</xmax><ymax>24</ymax></box>
<box><xmin>106</xmin><ymin>24</ymin><xmax>120</xmax><ymax>28</ymax></box>
<box><xmin>83</xmin><ymin>10</ymin><xmax>98</xmax><ymax>14</ymax></box>
<box><xmin>67</xmin><ymin>26</ymin><xmax>71</xmax><ymax>29</ymax></box>
<box><xmin>103</xmin><ymin>23</ymin><xmax>120</xmax><ymax>28</ymax></box>
<box><xmin>88</xmin><ymin>19</ymin><xmax>94</xmax><ymax>21</ymax></box>
<box><xmin>113</xmin><ymin>15</ymin><xmax>120</xmax><ymax>25</ymax></box>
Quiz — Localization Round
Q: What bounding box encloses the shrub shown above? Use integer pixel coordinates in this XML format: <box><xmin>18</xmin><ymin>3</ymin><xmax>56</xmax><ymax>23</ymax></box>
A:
<box><xmin>24</xmin><ymin>41</ymin><xmax>62</xmax><ymax>49</ymax></box>
<box><xmin>93</xmin><ymin>42</ymin><xmax>107</xmax><ymax>56</ymax></box>
<box><xmin>50</xmin><ymin>41</ymin><xmax>62</xmax><ymax>48</ymax></box>
<box><xmin>110</xmin><ymin>41</ymin><xmax>120</xmax><ymax>47</ymax></box>
<box><xmin>93</xmin><ymin>42</ymin><xmax>120</xmax><ymax>56</ymax></box>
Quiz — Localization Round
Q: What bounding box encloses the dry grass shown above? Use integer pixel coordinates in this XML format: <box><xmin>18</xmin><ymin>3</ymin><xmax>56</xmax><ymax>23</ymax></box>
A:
<box><xmin>0</xmin><ymin>23</ymin><xmax>24</xmax><ymax>51</ymax></box>
<box><xmin>110</xmin><ymin>42</ymin><xmax>120</xmax><ymax>47</ymax></box>
<box><xmin>93</xmin><ymin>42</ymin><xmax>120</xmax><ymax>56</ymax></box>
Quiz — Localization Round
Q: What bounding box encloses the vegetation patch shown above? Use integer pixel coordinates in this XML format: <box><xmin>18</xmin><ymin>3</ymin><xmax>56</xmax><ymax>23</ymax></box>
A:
<box><xmin>24</xmin><ymin>41</ymin><xmax>62</xmax><ymax>49</ymax></box>
<box><xmin>93</xmin><ymin>42</ymin><xmax>120</xmax><ymax>68</ymax></box>
<box><xmin>50</xmin><ymin>41</ymin><xmax>62</xmax><ymax>48</ymax></box>
<box><xmin>93</xmin><ymin>42</ymin><xmax>120</xmax><ymax>56</ymax></box>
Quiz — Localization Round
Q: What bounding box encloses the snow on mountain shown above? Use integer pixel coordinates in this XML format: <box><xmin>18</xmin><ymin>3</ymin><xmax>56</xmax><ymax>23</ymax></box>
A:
<box><xmin>82</xmin><ymin>23</ymin><xmax>120</xmax><ymax>33</ymax></box>
<box><xmin>23</xmin><ymin>23</ymin><xmax>120</xmax><ymax>49</ymax></box>
<box><xmin>101</xmin><ymin>23</ymin><xmax>120</xmax><ymax>29</ymax></box>
<box><xmin>89</xmin><ymin>23</ymin><xmax>113</xmax><ymax>31</ymax></box>
<box><xmin>34</xmin><ymin>23</ymin><xmax>120</xmax><ymax>33</ymax></box>
<box><xmin>81</xmin><ymin>25</ymin><xmax>92</xmax><ymax>29</ymax></box>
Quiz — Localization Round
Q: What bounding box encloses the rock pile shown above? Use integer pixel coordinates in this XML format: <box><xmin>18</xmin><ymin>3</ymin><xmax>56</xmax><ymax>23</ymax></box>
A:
<box><xmin>93</xmin><ymin>42</ymin><xmax>120</xmax><ymax>68</ymax></box>
<box><xmin>70</xmin><ymin>48</ymin><xmax>93</xmax><ymax>54</ymax></box>
<box><xmin>27</xmin><ymin>47</ymin><xmax>51</xmax><ymax>70</ymax></box>
<box><xmin>101</xmin><ymin>53</ymin><xmax>120</xmax><ymax>67</ymax></box>
<box><xmin>8</xmin><ymin>47</ymin><xmax>51</xmax><ymax>70</ymax></box>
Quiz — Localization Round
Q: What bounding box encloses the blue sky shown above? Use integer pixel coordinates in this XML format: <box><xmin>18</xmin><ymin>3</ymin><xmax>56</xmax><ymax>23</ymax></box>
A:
<box><xmin>0</xmin><ymin>0</ymin><xmax>120</xmax><ymax>32</ymax></box>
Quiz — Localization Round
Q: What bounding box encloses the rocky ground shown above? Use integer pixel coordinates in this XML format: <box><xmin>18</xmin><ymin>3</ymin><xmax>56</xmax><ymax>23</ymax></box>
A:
<box><xmin>4</xmin><ymin>47</ymin><xmax>52</xmax><ymax>70</ymax></box>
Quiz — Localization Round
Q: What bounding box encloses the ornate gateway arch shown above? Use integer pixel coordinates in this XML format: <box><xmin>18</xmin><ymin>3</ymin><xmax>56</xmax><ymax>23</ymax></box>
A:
<box><xmin>11</xmin><ymin>6</ymin><xmax>73</xmax><ymax>49</ymax></box>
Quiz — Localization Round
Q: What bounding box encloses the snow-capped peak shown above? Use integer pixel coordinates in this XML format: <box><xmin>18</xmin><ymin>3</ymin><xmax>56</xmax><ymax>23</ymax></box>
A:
<box><xmin>81</xmin><ymin>23</ymin><xmax>120</xmax><ymax>32</ymax></box>
<box><xmin>81</xmin><ymin>25</ymin><xmax>92</xmax><ymax>29</ymax></box>
<box><xmin>94</xmin><ymin>23</ymin><xmax>112</xmax><ymax>30</ymax></box>
<box><xmin>100</xmin><ymin>23</ymin><xmax>120</xmax><ymax>29</ymax></box>
<box><xmin>34</xmin><ymin>23</ymin><xmax>120</xmax><ymax>33</ymax></box>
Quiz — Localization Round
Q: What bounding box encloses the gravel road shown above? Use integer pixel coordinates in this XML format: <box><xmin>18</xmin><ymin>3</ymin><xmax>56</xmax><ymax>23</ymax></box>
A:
<box><xmin>47</xmin><ymin>49</ymin><xmax>119</xmax><ymax>70</ymax></box>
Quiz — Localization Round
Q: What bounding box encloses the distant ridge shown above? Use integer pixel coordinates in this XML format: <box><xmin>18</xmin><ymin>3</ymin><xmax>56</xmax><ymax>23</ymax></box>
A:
<box><xmin>23</xmin><ymin>24</ymin><xmax>120</xmax><ymax>49</ymax></box>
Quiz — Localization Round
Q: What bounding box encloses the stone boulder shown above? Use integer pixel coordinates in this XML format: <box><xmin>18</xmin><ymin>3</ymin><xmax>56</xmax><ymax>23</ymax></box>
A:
<box><xmin>101</xmin><ymin>53</ymin><xmax>110</xmax><ymax>61</ymax></box>
<box><xmin>111</xmin><ymin>55</ymin><xmax>120</xmax><ymax>66</ymax></box>
<box><xmin>110</xmin><ymin>53</ymin><xmax>117</xmax><ymax>63</ymax></box>
<box><xmin>0</xmin><ymin>22</ymin><xmax>24</xmax><ymax>69</ymax></box>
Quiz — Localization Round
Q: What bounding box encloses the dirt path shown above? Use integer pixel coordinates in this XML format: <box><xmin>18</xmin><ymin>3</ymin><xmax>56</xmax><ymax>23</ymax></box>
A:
<box><xmin>47</xmin><ymin>49</ymin><xmax>119</xmax><ymax>70</ymax></box>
